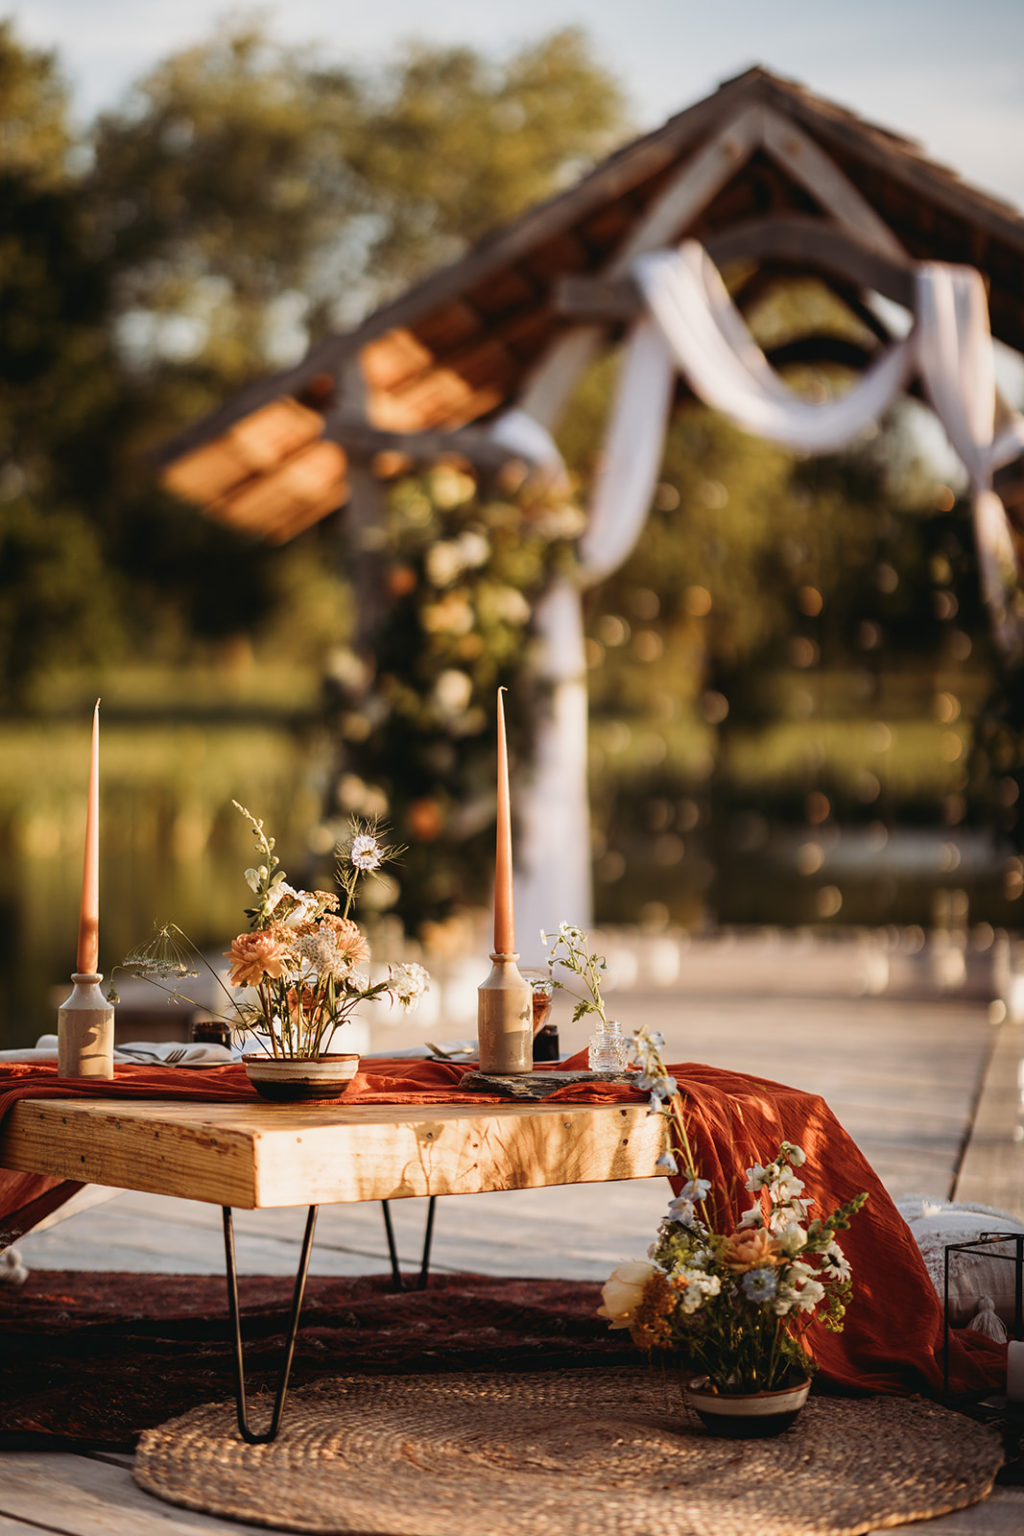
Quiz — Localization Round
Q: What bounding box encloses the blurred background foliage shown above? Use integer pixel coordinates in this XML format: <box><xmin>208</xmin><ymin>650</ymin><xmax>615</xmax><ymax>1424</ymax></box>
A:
<box><xmin>1</xmin><ymin>12</ymin><xmax>1023</xmax><ymax>1034</ymax></box>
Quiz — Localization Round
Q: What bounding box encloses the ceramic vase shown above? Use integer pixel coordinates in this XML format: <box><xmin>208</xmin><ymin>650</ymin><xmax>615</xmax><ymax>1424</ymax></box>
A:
<box><xmin>242</xmin><ymin>1053</ymin><xmax>360</xmax><ymax>1103</ymax></box>
<box><xmin>685</xmin><ymin>1377</ymin><xmax>811</xmax><ymax>1438</ymax></box>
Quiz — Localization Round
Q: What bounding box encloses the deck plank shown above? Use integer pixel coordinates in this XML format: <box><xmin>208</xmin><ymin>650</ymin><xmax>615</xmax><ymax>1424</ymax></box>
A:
<box><xmin>0</xmin><ymin>1452</ymin><xmax>274</xmax><ymax>1534</ymax></box>
<box><xmin>955</xmin><ymin>1019</ymin><xmax>1024</xmax><ymax>1215</ymax></box>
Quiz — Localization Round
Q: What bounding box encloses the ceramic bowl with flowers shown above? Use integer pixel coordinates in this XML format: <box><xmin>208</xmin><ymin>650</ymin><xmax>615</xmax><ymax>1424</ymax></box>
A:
<box><xmin>111</xmin><ymin>802</ymin><xmax>429</xmax><ymax>1100</ymax></box>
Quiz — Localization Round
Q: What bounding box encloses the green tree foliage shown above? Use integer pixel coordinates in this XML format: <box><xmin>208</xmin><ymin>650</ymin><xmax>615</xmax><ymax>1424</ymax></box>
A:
<box><xmin>88</xmin><ymin>19</ymin><xmax>628</xmax><ymax>387</ymax></box>
<box><xmin>0</xmin><ymin>23</ymin><xmax>127</xmax><ymax>700</ymax></box>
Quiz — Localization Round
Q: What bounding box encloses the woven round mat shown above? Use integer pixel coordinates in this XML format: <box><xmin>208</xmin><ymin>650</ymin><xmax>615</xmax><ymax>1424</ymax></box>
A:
<box><xmin>133</xmin><ymin>1367</ymin><xmax>1003</xmax><ymax>1536</ymax></box>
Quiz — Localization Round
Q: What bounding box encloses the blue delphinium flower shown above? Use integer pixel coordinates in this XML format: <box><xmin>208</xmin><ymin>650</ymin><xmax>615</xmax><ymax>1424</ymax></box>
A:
<box><xmin>741</xmin><ymin>1267</ymin><xmax>779</xmax><ymax>1303</ymax></box>
<box><xmin>655</xmin><ymin>1151</ymin><xmax>679</xmax><ymax>1175</ymax></box>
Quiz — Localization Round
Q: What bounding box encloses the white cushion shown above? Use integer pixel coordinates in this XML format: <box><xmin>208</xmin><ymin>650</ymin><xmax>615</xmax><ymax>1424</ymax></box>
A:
<box><xmin>896</xmin><ymin>1197</ymin><xmax>1024</xmax><ymax>1326</ymax></box>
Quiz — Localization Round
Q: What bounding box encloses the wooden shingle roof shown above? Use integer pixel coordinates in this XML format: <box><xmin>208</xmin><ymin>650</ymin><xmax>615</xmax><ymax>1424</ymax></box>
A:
<box><xmin>158</xmin><ymin>65</ymin><xmax>1024</xmax><ymax>541</ymax></box>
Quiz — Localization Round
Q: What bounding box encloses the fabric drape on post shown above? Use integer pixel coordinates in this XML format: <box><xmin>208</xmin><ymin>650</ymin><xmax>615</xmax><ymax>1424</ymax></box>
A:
<box><xmin>499</xmin><ymin>242</ymin><xmax>1024</xmax><ymax>943</ymax></box>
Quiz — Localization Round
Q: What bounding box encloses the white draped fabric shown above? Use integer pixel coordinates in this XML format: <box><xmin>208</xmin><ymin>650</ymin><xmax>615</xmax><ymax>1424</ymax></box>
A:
<box><xmin>497</xmin><ymin>241</ymin><xmax>1024</xmax><ymax>951</ymax></box>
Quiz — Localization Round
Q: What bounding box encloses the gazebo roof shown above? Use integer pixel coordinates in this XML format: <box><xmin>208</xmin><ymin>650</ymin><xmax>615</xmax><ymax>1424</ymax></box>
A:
<box><xmin>157</xmin><ymin>65</ymin><xmax>1024</xmax><ymax>543</ymax></box>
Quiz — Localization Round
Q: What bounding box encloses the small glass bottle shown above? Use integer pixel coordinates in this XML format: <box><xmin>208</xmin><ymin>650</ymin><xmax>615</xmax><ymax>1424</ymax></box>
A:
<box><xmin>588</xmin><ymin>1018</ymin><xmax>628</xmax><ymax>1073</ymax></box>
<box><xmin>521</xmin><ymin>968</ymin><xmax>559</xmax><ymax>1062</ymax></box>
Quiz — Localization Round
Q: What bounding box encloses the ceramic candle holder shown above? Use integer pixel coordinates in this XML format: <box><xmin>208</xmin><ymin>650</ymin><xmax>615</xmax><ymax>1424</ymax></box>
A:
<box><xmin>477</xmin><ymin>953</ymin><xmax>533</xmax><ymax>1074</ymax></box>
<box><xmin>58</xmin><ymin>973</ymin><xmax>115</xmax><ymax>1079</ymax></box>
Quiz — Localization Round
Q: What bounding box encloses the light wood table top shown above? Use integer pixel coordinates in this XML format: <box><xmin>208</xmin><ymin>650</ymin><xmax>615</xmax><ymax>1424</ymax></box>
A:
<box><xmin>0</xmin><ymin>1096</ymin><xmax>666</xmax><ymax>1210</ymax></box>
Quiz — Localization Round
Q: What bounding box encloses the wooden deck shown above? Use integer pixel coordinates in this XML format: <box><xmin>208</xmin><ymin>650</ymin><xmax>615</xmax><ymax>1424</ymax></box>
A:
<box><xmin>2</xmin><ymin>931</ymin><xmax>1023</xmax><ymax>1534</ymax></box>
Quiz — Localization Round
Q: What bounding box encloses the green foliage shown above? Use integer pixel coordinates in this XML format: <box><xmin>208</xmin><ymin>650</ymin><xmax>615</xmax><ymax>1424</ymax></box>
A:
<box><xmin>0</xmin><ymin>20</ymin><xmax>72</xmax><ymax>185</ymax></box>
<box><xmin>88</xmin><ymin>18</ymin><xmax>628</xmax><ymax>376</ymax></box>
<box><xmin>348</xmin><ymin>30</ymin><xmax>627</xmax><ymax>299</ymax></box>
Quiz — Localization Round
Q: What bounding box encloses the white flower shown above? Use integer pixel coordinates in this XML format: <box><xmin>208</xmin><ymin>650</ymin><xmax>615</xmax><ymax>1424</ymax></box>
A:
<box><xmin>780</xmin><ymin>1141</ymin><xmax>807</xmax><ymax>1167</ymax></box>
<box><xmin>676</xmin><ymin>1268</ymin><xmax>721</xmax><ymax>1314</ymax></box>
<box><xmin>491</xmin><ymin>586</ymin><xmax>531</xmax><ymax>625</ymax></box>
<box><xmin>770</xmin><ymin>1259</ymin><xmax>824</xmax><ymax>1317</ymax></box>
<box><xmin>265</xmin><ymin>879</ymin><xmax>300</xmax><ymax>913</ymax></box>
<box><xmin>389</xmin><ymin>962</ymin><xmax>430</xmax><ymax>1009</ymax></box>
<box><xmin>823</xmin><ymin>1240</ymin><xmax>851</xmax><ymax>1282</ymax></box>
<box><xmin>597</xmin><ymin>1260</ymin><xmax>657</xmax><ymax>1329</ymax></box>
<box><xmin>456</xmin><ymin>530</ymin><xmax>491</xmax><ymax>568</ymax></box>
<box><xmin>293</xmin><ymin>930</ymin><xmax>354</xmax><ymax>982</ymax></box>
<box><xmin>433</xmin><ymin>669</ymin><xmax>474</xmax><ymax>715</ymax></box>
<box><xmin>774</xmin><ymin>1220</ymin><xmax>808</xmax><ymax>1256</ymax></box>
<box><xmin>425</xmin><ymin>540</ymin><xmax>466</xmax><ymax>586</ymax></box>
<box><xmin>737</xmin><ymin>1201</ymin><xmax>764</xmax><ymax>1230</ymax></box>
<box><xmin>791</xmin><ymin>1276</ymin><xmax>825</xmax><ymax>1313</ymax></box>
<box><xmin>768</xmin><ymin>1169</ymin><xmax>806</xmax><ymax>1204</ymax></box>
<box><xmin>744</xmin><ymin>1162</ymin><xmax>778</xmax><ymax>1193</ymax></box>
<box><xmin>350</xmin><ymin>834</ymin><xmax>383</xmax><ymax>871</ymax></box>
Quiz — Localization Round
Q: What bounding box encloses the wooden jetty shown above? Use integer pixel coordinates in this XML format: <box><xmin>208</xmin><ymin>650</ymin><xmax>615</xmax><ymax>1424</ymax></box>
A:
<box><xmin>2</xmin><ymin>931</ymin><xmax>1022</xmax><ymax>1534</ymax></box>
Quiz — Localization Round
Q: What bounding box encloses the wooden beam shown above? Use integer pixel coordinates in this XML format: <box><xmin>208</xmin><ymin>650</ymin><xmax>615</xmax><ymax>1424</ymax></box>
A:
<box><xmin>322</xmin><ymin>411</ymin><xmax>540</xmax><ymax>472</ymax></box>
<box><xmin>517</xmin><ymin>104</ymin><xmax>766</xmax><ymax>428</ymax></box>
<box><xmin>554</xmin><ymin>215</ymin><xmax>914</xmax><ymax>322</ymax></box>
<box><xmin>760</xmin><ymin>106</ymin><xmax>909</xmax><ymax>258</ymax></box>
<box><xmin>707</xmin><ymin>216</ymin><xmax>915</xmax><ymax>306</ymax></box>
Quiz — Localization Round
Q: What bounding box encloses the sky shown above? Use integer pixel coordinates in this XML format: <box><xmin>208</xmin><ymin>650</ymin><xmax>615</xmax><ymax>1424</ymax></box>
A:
<box><xmin>7</xmin><ymin>0</ymin><xmax>1024</xmax><ymax>211</ymax></box>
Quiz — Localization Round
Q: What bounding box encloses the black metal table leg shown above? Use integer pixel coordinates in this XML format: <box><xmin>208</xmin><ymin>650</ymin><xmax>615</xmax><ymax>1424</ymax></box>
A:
<box><xmin>223</xmin><ymin>1204</ymin><xmax>318</xmax><ymax>1443</ymax></box>
<box><xmin>381</xmin><ymin>1195</ymin><xmax>437</xmax><ymax>1291</ymax></box>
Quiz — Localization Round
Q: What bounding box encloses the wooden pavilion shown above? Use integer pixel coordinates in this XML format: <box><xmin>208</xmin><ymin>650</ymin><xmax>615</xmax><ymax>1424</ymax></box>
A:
<box><xmin>157</xmin><ymin>64</ymin><xmax>1024</xmax><ymax>533</ymax></box>
<box><xmin>156</xmin><ymin>65</ymin><xmax>1024</xmax><ymax>944</ymax></box>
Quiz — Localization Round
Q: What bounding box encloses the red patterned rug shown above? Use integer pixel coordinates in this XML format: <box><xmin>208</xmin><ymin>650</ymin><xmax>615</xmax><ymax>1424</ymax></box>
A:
<box><xmin>0</xmin><ymin>1270</ymin><xmax>635</xmax><ymax>1450</ymax></box>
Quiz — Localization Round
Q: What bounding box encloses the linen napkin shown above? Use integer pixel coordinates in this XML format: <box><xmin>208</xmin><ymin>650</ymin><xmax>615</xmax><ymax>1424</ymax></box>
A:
<box><xmin>0</xmin><ymin>1034</ymin><xmax>233</xmax><ymax>1067</ymax></box>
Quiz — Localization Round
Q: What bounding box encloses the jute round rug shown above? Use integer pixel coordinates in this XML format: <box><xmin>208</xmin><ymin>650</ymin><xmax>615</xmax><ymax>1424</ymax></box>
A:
<box><xmin>133</xmin><ymin>1367</ymin><xmax>1003</xmax><ymax>1536</ymax></box>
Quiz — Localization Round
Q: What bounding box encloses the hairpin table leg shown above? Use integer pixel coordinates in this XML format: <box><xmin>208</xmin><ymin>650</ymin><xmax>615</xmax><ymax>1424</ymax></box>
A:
<box><xmin>223</xmin><ymin>1204</ymin><xmax>318</xmax><ymax>1444</ymax></box>
<box><xmin>381</xmin><ymin>1195</ymin><xmax>437</xmax><ymax>1291</ymax></box>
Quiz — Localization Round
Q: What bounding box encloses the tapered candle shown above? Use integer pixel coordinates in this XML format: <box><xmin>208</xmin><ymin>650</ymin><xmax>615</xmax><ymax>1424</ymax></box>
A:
<box><xmin>494</xmin><ymin>687</ymin><xmax>515</xmax><ymax>955</ymax></box>
<box><xmin>76</xmin><ymin>700</ymin><xmax>100</xmax><ymax>975</ymax></box>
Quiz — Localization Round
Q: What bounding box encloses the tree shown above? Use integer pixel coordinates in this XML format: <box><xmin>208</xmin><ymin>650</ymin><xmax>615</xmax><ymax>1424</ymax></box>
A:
<box><xmin>0</xmin><ymin>23</ymin><xmax>126</xmax><ymax>700</ymax></box>
<box><xmin>88</xmin><ymin>19</ymin><xmax>629</xmax><ymax>388</ymax></box>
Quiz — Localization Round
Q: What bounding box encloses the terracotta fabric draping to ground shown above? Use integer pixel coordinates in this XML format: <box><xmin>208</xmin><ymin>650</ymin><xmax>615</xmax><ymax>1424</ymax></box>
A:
<box><xmin>0</xmin><ymin>1053</ymin><xmax>1006</xmax><ymax>1399</ymax></box>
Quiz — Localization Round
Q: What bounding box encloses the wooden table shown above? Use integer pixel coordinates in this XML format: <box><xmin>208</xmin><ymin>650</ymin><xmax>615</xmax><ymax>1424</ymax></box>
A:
<box><xmin>0</xmin><ymin>1095</ymin><xmax>664</xmax><ymax>1207</ymax></box>
<box><xmin>0</xmin><ymin>1093</ymin><xmax>665</xmax><ymax>1441</ymax></box>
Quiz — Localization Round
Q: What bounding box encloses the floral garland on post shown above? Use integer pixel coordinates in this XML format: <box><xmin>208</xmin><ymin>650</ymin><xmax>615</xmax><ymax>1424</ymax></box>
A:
<box><xmin>600</xmin><ymin>1022</ymin><xmax>868</xmax><ymax>1394</ymax></box>
<box><xmin>321</xmin><ymin>465</ymin><xmax>582</xmax><ymax>936</ymax></box>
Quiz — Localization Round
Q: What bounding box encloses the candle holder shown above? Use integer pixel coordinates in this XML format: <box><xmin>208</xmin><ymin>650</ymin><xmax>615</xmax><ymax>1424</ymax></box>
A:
<box><xmin>58</xmin><ymin>973</ymin><xmax>115</xmax><ymax>1079</ymax></box>
<box><xmin>942</xmin><ymin>1230</ymin><xmax>1024</xmax><ymax>1403</ymax></box>
<box><xmin>477</xmin><ymin>953</ymin><xmax>533</xmax><ymax>1074</ymax></box>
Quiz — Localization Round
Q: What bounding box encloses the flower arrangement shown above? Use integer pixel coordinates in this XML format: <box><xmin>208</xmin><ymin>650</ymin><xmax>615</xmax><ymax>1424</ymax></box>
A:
<box><xmin>112</xmin><ymin>803</ymin><xmax>429</xmax><ymax>1059</ymax></box>
<box><xmin>599</xmin><ymin>1024</ymin><xmax>868</xmax><ymax>1394</ymax></box>
<box><xmin>540</xmin><ymin>922</ymin><xmax>609</xmax><ymax>1023</ymax></box>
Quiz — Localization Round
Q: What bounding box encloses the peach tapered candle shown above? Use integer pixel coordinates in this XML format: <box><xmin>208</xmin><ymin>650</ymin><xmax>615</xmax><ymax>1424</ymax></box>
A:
<box><xmin>76</xmin><ymin>700</ymin><xmax>100</xmax><ymax>975</ymax></box>
<box><xmin>494</xmin><ymin>687</ymin><xmax>515</xmax><ymax>955</ymax></box>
